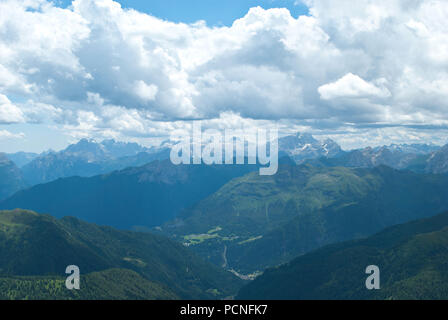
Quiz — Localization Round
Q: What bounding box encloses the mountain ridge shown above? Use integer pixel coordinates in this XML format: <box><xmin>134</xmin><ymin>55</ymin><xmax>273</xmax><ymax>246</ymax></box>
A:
<box><xmin>163</xmin><ymin>163</ymin><xmax>448</xmax><ymax>274</ymax></box>
<box><xmin>20</xmin><ymin>138</ymin><xmax>170</xmax><ymax>186</ymax></box>
<box><xmin>0</xmin><ymin>160</ymin><xmax>258</xmax><ymax>229</ymax></box>
<box><xmin>0</xmin><ymin>153</ymin><xmax>26</xmax><ymax>201</ymax></box>
<box><xmin>237</xmin><ymin>210</ymin><xmax>448</xmax><ymax>300</ymax></box>
<box><xmin>0</xmin><ymin>209</ymin><xmax>242</xmax><ymax>299</ymax></box>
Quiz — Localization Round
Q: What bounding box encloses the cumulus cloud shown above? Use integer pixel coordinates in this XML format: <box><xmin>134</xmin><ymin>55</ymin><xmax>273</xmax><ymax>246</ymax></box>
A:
<box><xmin>0</xmin><ymin>94</ymin><xmax>25</xmax><ymax>124</ymax></box>
<box><xmin>133</xmin><ymin>81</ymin><xmax>158</xmax><ymax>102</ymax></box>
<box><xmin>318</xmin><ymin>73</ymin><xmax>391</xmax><ymax>100</ymax></box>
<box><xmin>0</xmin><ymin>0</ymin><xmax>447</xmax><ymax>146</ymax></box>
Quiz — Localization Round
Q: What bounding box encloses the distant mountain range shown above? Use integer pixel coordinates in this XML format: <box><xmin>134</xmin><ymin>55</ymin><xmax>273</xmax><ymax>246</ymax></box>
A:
<box><xmin>1</xmin><ymin>135</ymin><xmax>446</xmax><ymax>229</ymax></box>
<box><xmin>0</xmin><ymin>154</ymin><xmax>26</xmax><ymax>201</ymax></box>
<box><xmin>4</xmin><ymin>152</ymin><xmax>39</xmax><ymax>168</ymax></box>
<box><xmin>0</xmin><ymin>209</ymin><xmax>242</xmax><ymax>300</ymax></box>
<box><xmin>277</xmin><ymin>133</ymin><xmax>446</xmax><ymax>172</ymax></box>
<box><xmin>19</xmin><ymin>139</ymin><xmax>170</xmax><ymax>186</ymax></box>
<box><xmin>309</xmin><ymin>146</ymin><xmax>422</xmax><ymax>170</ymax></box>
<box><xmin>426</xmin><ymin>144</ymin><xmax>448</xmax><ymax>174</ymax></box>
<box><xmin>1</xmin><ymin>134</ymin><xmax>448</xmax><ymax>300</ymax></box>
<box><xmin>278</xmin><ymin>133</ymin><xmax>343</xmax><ymax>163</ymax></box>
<box><xmin>275</xmin><ymin>133</ymin><xmax>448</xmax><ymax>175</ymax></box>
<box><xmin>0</xmin><ymin>160</ymin><xmax>258</xmax><ymax>229</ymax></box>
<box><xmin>3</xmin><ymin>134</ymin><xmax>447</xmax><ymax>191</ymax></box>
<box><xmin>308</xmin><ymin>141</ymin><xmax>448</xmax><ymax>174</ymax></box>
<box><xmin>379</xmin><ymin>143</ymin><xmax>440</xmax><ymax>155</ymax></box>
<box><xmin>237</xmin><ymin>210</ymin><xmax>448</xmax><ymax>300</ymax></box>
<box><xmin>162</xmin><ymin>162</ymin><xmax>448</xmax><ymax>274</ymax></box>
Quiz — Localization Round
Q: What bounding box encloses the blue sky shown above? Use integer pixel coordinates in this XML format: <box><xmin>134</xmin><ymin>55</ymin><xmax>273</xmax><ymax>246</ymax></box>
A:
<box><xmin>57</xmin><ymin>0</ymin><xmax>309</xmax><ymax>26</ymax></box>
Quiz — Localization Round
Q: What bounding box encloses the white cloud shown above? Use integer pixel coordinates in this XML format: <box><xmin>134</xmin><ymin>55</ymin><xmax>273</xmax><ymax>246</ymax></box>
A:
<box><xmin>86</xmin><ymin>92</ymin><xmax>105</xmax><ymax>106</ymax></box>
<box><xmin>19</xmin><ymin>100</ymin><xmax>65</xmax><ymax>124</ymax></box>
<box><xmin>133</xmin><ymin>81</ymin><xmax>158</xmax><ymax>102</ymax></box>
<box><xmin>0</xmin><ymin>0</ymin><xmax>447</xmax><ymax>146</ymax></box>
<box><xmin>318</xmin><ymin>73</ymin><xmax>391</xmax><ymax>100</ymax></box>
<box><xmin>0</xmin><ymin>94</ymin><xmax>25</xmax><ymax>124</ymax></box>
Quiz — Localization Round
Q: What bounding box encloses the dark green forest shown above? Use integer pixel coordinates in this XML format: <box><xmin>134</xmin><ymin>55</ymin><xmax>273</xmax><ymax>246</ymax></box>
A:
<box><xmin>0</xmin><ymin>209</ymin><xmax>242</xmax><ymax>300</ymax></box>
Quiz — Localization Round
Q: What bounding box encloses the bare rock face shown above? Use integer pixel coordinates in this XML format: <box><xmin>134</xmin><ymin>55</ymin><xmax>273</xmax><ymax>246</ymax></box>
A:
<box><xmin>278</xmin><ymin>133</ymin><xmax>343</xmax><ymax>163</ymax></box>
